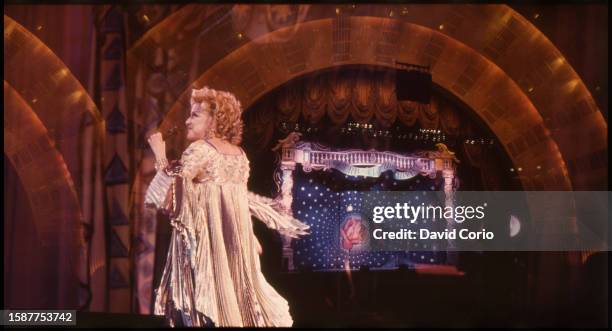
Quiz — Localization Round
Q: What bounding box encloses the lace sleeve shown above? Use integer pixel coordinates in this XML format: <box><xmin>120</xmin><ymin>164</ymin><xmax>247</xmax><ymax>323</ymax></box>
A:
<box><xmin>247</xmin><ymin>192</ymin><xmax>310</xmax><ymax>238</ymax></box>
<box><xmin>180</xmin><ymin>140</ymin><xmax>214</xmax><ymax>180</ymax></box>
<box><xmin>145</xmin><ymin>140</ymin><xmax>212</xmax><ymax>210</ymax></box>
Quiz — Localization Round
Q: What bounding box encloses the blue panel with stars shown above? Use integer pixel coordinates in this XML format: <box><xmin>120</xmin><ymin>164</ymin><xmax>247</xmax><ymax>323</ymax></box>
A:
<box><xmin>291</xmin><ymin>165</ymin><xmax>449</xmax><ymax>272</ymax></box>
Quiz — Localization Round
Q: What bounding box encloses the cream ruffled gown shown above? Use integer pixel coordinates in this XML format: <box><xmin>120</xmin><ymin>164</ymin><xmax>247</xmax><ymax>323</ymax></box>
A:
<box><xmin>145</xmin><ymin>140</ymin><xmax>309</xmax><ymax>327</ymax></box>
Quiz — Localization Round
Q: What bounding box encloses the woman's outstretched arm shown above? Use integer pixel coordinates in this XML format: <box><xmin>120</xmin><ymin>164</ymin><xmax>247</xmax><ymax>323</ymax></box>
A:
<box><xmin>247</xmin><ymin>191</ymin><xmax>310</xmax><ymax>238</ymax></box>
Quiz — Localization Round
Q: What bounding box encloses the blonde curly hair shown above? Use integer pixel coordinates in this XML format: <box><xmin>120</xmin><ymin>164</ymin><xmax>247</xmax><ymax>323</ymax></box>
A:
<box><xmin>190</xmin><ymin>87</ymin><xmax>244</xmax><ymax>145</ymax></box>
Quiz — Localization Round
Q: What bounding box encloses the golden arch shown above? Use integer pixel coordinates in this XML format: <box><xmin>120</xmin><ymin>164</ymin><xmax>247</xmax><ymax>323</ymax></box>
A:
<box><xmin>4</xmin><ymin>15</ymin><xmax>103</xmax><ymax>141</ymax></box>
<box><xmin>130</xmin><ymin>5</ymin><xmax>606</xmax><ymax>191</ymax></box>
<box><xmin>156</xmin><ymin>18</ymin><xmax>571</xmax><ymax>191</ymax></box>
<box><xmin>4</xmin><ymin>14</ymin><xmax>104</xmax><ymax>239</ymax></box>
<box><xmin>4</xmin><ymin>80</ymin><xmax>83</xmax><ymax>248</ymax></box>
<box><xmin>4</xmin><ymin>15</ymin><xmax>108</xmax><ymax>309</ymax></box>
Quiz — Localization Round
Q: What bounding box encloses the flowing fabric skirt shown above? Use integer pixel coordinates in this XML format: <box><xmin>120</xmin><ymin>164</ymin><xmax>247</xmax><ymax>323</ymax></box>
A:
<box><xmin>153</xmin><ymin>183</ymin><xmax>294</xmax><ymax>327</ymax></box>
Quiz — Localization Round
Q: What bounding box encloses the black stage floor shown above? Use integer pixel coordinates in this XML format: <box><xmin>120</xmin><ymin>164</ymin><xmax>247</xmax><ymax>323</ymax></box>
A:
<box><xmin>70</xmin><ymin>267</ymin><xmax>606</xmax><ymax>328</ymax></box>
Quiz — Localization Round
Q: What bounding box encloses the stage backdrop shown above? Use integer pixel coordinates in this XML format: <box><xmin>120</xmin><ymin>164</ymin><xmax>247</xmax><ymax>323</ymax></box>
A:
<box><xmin>291</xmin><ymin>165</ymin><xmax>447</xmax><ymax>272</ymax></box>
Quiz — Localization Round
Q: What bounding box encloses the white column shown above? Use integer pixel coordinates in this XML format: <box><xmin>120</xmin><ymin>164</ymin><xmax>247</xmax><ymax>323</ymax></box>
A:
<box><xmin>278</xmin><ymin>163</ymin><xmax>296</xmax><ymax>271</ymax></box>
<box><xmin>442</xmin><ymin>168</ymin><xmax>458</xmax><ymax>264</ymax></box>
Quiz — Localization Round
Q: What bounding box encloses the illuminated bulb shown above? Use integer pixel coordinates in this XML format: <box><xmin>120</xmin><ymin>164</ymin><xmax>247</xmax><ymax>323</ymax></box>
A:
<box><xmin>564</xmin><ymin>79</ymin><xmax>579</xmax><ymax>93</ymax></box>
<box><xmin>389</xmin><ymin>11</ymin><xmax>394</xmax><ymax>17</ymax></box>
<box><xmin>439</xmin><ymin>24</ymin><xmax>444</xmax><ymax>30</ymax></box>
<box><xmin>533</xmin><ymin>13</ymin><xmax>540</xmax><ymax>19</ymax></box>
<box><xmin>36</xmin><ymin>25</ymin><xmax>43</xmax><ymax>31</ymax></box>
<box><xmin>237</xmin><ymin>33</ymin><xmax>243</xmax><ymax>39</ymax></box>
<box><xmin>68</xmin><ymin>90</ymin><xmax>83</xmax><ymax>104</ymax></box>
<box><xmin>551</xmin><ymin>57</ymin><xmax>565</xmax><ymax>70</ymax></box>
<box><xmin>510</xmin><ymin>168</ymin><xmax>514</xmax><ymax>172</ymax></box>
<box><xmin>142</xmin><ymin>14</ymin><xmax>150</xmax><ymax>23</ymax></box>
<box><xmin>335</xmin><ymin>8</ymin><xmax>340</xmax><ymax>15</ymax></box>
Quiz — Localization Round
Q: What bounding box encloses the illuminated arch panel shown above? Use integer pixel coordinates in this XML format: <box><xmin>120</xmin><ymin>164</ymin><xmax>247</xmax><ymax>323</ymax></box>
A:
<box><xmin>158</xmin><ymin>18</ymin><xmax>572</xmax><ymax>191</ymax></box>
<box><xmin>4</xmin><ymin>80</ymin><xmax>82</xmax><ymax>250</ymax></box>
<box><xmin>130</xmin><ymin>4</ymin><xmax>606</xmax><ymax>191</ymax></box>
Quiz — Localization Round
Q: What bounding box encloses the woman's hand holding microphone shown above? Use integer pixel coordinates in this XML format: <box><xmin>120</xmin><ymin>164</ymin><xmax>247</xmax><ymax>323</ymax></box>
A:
<box><xmin>148</xmin><ymin>132</ymin><xmax>168</xmax><ymax>171</ymax></box>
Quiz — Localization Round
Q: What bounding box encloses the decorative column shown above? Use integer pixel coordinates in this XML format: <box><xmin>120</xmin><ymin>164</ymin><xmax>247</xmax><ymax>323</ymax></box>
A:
<box><xmin>439</xmin><ymin>156</ymin><xmax>458</xmax><ymax>264</ymax></box>
<box><xmin>97</xmin><ymin>6</ymin><xmax>132</xmax><ymax>313</ymax></box>
<box><xmin>278</xmin><ymin>163</ymin><xmax>296</xmax><ymax>271</ymax></box>
<box><xmin>442</xmin><ymin>167</ymin><xmax>458</xmax><ymax>263</ymax></box>
<box><xmin>271</xmin><ymin>133</ymin><xmax>302</xmax><ymax>271</ymax></box>
<box><xmin>431</xmin><ymin>144</ymin><xmax>459</xmax><ymax>264</ymax></box>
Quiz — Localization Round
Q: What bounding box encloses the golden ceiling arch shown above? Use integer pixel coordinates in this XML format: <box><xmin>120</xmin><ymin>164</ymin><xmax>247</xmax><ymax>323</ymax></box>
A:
<box><xmin>4</xmin><ymin>15</ymin><xmax>107</xmax><ymax>298</ymax></box>
<box><xmin>4</xmin><ymin>15</ymin><xmax>103</xmax><ymax>139</ymax></box>
<box><xmin>4</xmin><ymin>14</ymin><xmax>105</xmax><ymax>235</ymax></box>
<box><xmin>4</xmin><ymin>80</ymin><xmax>83</xmax><ymax>249</ymax></box>
<box><xmin>128</xmin><ymin>5</ymin><xmax>606</xmax><ymax>191</ymax></box>
<box><xmin>4</xmin><ymin>14</ymin><xmax>105</xmax><ymax>242</ymax></box>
